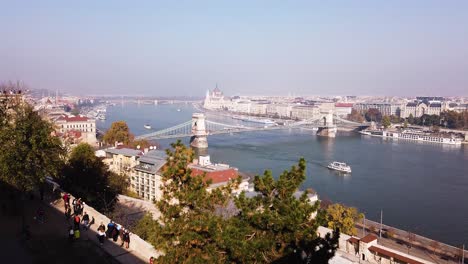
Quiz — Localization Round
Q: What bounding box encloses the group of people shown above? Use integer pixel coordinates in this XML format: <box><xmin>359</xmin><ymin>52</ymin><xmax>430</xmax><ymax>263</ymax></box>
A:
<box><xmin>62</xmin><ymin>193</ymin><xmax>131</xmax><ymax>250</ymax></box>
<box><xmin>63</xmin><ymin>193</ymin><xmax>93</xmax><ymax>241</ymax></box>
<box><xmin>96</xmin><ymin>220</ymin><xmax>131</xmax><ymax>248</ymax></box>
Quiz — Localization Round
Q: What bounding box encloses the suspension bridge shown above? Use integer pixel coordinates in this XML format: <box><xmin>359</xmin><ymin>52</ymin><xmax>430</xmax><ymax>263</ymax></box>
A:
<box><xmin>135</xmin><ymin>112</ymin><xmax>370</xmax><ymax>148</ymax></box>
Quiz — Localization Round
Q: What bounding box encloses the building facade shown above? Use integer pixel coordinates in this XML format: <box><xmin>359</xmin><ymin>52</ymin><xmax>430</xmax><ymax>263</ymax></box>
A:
<box><xmin>130</xmin><ymin>150</ymin><xmax>166</xmax><ymax>201</ymax></box>
<box><xmin>203</xmin><ymin>86</ymin><xmax>228</xmax><ymax>110</ymax></box>
<box><xmin>103</xmin><ymin>147</ymin><xmax>142</xmax><ymax>175</ymax></box>
<box><xmin>55</xmin><ymin>114</ymin><xmax>97</xmax><ymax>145</ymax></box>
<box><xmin>353</xmin><ymin>103</ymin><xmax>402</xmax><ymax>117</ymax></box>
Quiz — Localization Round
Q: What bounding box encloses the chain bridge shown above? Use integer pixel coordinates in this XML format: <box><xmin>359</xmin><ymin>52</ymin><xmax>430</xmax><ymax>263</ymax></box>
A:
<box><xmin>135</xmin><ymin>112</ymin><xmax>370</xmax><ymax>148</ymax></box>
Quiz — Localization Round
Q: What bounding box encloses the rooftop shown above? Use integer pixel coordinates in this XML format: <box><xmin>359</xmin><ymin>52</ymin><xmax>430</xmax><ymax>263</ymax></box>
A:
<box><xmin>105</xmin><ymin>148</ymin><xmax>143</xmax><ymax>157</ymax></box>
<box><xmin>360</xmin><ymin>234</ymin><xmax>378</xmax><ymax>243</ymax></box>
<box><xmin>56</xmin><ymin>114</ymin><xmax>91</xmax><ymax>122</ymax></box>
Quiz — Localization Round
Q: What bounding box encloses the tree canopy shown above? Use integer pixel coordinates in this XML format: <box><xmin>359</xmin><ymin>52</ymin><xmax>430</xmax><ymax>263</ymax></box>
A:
<box><xmin>322</xmin><ymin>203</ymin><xmax>363</xmax><ymax>236</ymax></box>
<box><xmin>365</xmin><ymin>108</ymin><xmax>382</xmax><ymax>122</ymax></box>
<box><xmin>347</xmin><ymin>109</ymin><xmax>365</xmax><ymax>123</ymax></box>
<box><xmin>382</xmin><ymin>115</ymin><xmax>391</xmax><ymax>129</ymax></box>
<box><xmin>0</xmin><ymin>103</ymin><xmax>65</xmax><ymax>192</ymax></box>
<box><xmin>61</xmin><ymin>143</ymin><xmax>126</xmax><ymax>212</ymax></box>
<box><xmin>134</xmin><ymin>141</ymin><xmax>339</xmax><ymax>263</ymax></box>
<box><xmin>103</xmin><ymin>121</ymin><xmax>134</xmax><ymax>145</ymax></box>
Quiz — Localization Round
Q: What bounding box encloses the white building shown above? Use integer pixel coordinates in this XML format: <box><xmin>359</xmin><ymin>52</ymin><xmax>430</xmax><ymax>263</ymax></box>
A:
<box><xmin>266</xmin><ymin>104</ymin><xmax>292</xmax><ymax>118</ymax></box>
<box><xmin>54</xmin><ymin>114</ymin><xmax>97</xmax><ymax>145</ymax></box>
<box><xmin>290</xmin><ymin>105</ymin><xmax>320</xmax><ymax>120</ymax></box>
<box><xmin>401</xmin><ymin>102</ymin><xmax>446</xmax><ymax>118</ymax></box>
<box><xmin>103</xmin><ymin>147</ymin><xmax>142</xmax><ymax>175</ymax></box>
<box><xmin>203</xmin><ymin>85</ymin><xmax>228</xmax><ymax>110</ymax></box>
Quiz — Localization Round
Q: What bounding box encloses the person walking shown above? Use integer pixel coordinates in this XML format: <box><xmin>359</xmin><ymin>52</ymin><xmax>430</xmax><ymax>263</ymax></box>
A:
<box><xmin>63</xmin><ymin>193</ymin><xmax>70</xmax><ymax>210</ymax></box>
<box><xmin>81</xmin><ymin>212</ymin><xmax>90</xmax><ymax>230</ymax></box>
<box><xmin>73</xmin><ymin>214</ymin><xmax>80</xmax><ymax>230</ymax></box>
<box><xmin>97</xmin><ymin>222</ymin><xmax>106</xmax><ymax>245</ymax></box>
<box><xmin>123</xmin><ymin>230</ymin><xmax>130</xmax><ymax>249</ymax></box>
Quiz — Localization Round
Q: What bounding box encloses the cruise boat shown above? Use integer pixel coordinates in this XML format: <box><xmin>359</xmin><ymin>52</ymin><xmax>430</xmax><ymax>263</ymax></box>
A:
<box><xmin>360</xmin><ymin>129</ymin><xmax>462</xmax><ymax>145</ymax></box>
<box><xmin>327</xmin><ymin>162</ymin><xmax>352</xmax><ymax>173</ymax></box>
<box><xmin>144</xmin><ymin>124</ymin><xmax>151</xmax><ymax>129</ymax></box>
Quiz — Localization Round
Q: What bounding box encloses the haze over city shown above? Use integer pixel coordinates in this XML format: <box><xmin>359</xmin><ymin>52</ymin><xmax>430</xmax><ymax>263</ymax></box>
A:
<box><xmin>1</xmin><ymin>0</ymin><xmax>467</xmax><ymax>97</ymax></box>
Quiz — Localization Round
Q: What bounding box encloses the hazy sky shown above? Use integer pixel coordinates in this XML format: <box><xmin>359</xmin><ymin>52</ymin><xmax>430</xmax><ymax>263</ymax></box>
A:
<box><xmin>1</xmin><ymin>1</ymin><xmax>467</xmax><ymax>97</ymax></box>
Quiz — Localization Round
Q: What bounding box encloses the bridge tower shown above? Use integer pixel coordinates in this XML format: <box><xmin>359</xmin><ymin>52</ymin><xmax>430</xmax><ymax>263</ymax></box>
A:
<box><xmin>190</xmin><ymin>113</ymin><xmax>208</xmax><ymax>149</ymax></box>
<box><xmin>316</xmin><ymin>110</ymin><xmax>337</xmax><ymax>138</ymax></box>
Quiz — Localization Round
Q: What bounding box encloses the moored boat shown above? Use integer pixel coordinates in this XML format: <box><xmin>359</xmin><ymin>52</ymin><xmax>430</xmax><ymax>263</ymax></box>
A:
<box><xmin>144</xmin><ymin>124</ymin><xmax>151</xmax><ymax>129</ymax></box>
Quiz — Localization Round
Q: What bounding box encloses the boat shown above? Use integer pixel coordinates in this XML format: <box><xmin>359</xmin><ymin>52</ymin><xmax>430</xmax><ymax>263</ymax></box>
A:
<box><xmin>177</xmin><ymin>109</ymin><xmax>181</xmax><ymax>112</ymax></box>
<box><xmin>144</xmin><ymin>124</ymin><xmax>151</xmax><ymax>129</ymax></box>
<box><xmin>360</xmin><ymin>129</ymin><xmax>462</xmax><ymax>145</ymax></box>
<box><xmin>327</xmin><ymin>161</ymin><xmax>352</xmax><ymax>173</ymax></box>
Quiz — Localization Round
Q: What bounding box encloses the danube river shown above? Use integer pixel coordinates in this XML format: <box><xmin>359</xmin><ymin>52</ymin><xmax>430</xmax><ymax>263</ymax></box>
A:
<box><xmin>97</xmin><ymin>103</ymin><xmax>468</xmax><ymax>246</ymax></box>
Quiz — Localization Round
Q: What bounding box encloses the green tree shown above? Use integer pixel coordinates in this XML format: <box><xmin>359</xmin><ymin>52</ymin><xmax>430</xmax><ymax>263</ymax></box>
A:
<box><xmin>323</xmin><ymin>203</ymin><xmax>363</xmax><ymax>236</ymax></box>
<box><xmin>103</xmin><ymin>121</ymin><xmax>134</xmax><ymax>145</ymax></box>
<box><xmin>403</xmin><ymin>120</ymin><xmax>409</xmax><ymax>128</ymax></box>
<box><xmin>407</xmin><ymin>114</ymin><xmax>414</xmax><ymax>125</ymax></box>
<box><xmin>382</xmin><ymin>115</ymin><xmax>391</xmax><ymax>129</ymax></box>
<box><xmin>61</xmin><ymin>143</ymin><xmax>122</xmax><ymax>212</ymax></box>
<box><xmin>150</xmin><ymin>140</ymin><xmax>237</xmax><ymax>263</ymax></box>
<box><xmin>0</xmin><ymin>104</ymin><xmax>65</xmax><ymax>192</ymax></box>
<box><xmin>230</xmin><ymin>158</ymin><xmax>339</xmax><ymax>263</ymax></box>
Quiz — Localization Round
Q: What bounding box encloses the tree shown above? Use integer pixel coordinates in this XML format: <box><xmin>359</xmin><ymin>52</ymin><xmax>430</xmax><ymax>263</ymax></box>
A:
<box><xmin>407</xmin><ymin>114</ymin><xmax>415</xmax><ymax>125</ymax></box>
<box><xmin>103</xmin><ymin>121</ymin><xmax>134</xmax><ymax>145</ymax></box>
<box><xmin>365</xmin><ymin>108</ymin><xmax>382</xmax><ymax>122</ymax></box>
<box><xmin>61</xmin><ymin>143</ymin><xmax>122</xmax><ymax>212</ymax></box>
<box><xmin>231</xmin><ymin>158</ymin><xmax>339</xmax><ymax>263</ymax></box>
<box><xmin>403</xmin><ymin>120</ymin><xmax>409</xmax><ymax>128</ymax></box>
<box><xmin>347</xmin><ymin>109</ymin><xmax>365</xmax><ymax>123</ymax></box>
<box><xmin>323</xmin><ymin>203</ymin><xmax>363</xmax><ymax>236</ymax></box>
<box><xmin>382</xmin><ymin>115</ymin><xmax>391</xmax><ymax>129</ymax></box>
<box><xmin>149</xmin><ymin>140</ymin><xmax>238</xmax><ymax>263</ymax></box>
<box><xmin>0</xmin><ymin>104</ymin><xmax>65</xmax><ymax>192</ymax></box>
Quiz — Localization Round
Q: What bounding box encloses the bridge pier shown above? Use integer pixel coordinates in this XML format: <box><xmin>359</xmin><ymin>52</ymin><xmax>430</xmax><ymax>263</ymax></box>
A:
<box><xmin>316</xmin><ymin>126</ymin><xmax>337</xmax><ymax>138</ymax></box>
<box><xmin>190</xmin><ymin>113</ymin><xmax>208</xmax><ymax>149</ymax></box>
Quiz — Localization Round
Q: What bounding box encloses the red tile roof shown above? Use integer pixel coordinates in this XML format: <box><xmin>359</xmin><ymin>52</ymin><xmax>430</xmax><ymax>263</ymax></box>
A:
<box><xmin>190</xmin><ymin>167</ymin><xmax>238</xmax><ymax>184</ymax></box>
<box><xmin>347</xmin><ymin>237</ymin><xmax>359</xmax><ymax>244</ymax></box>
<box><xmin>335</xmin><ymin>103</ymin><xmax>354</xmax><ymax>107</ymax></box>
<box><xmin>361</xmin><ymin>234</ymin><xmax>378</xmax><ymax>243</ymax></box>
<box><xmin>368</xmin><ymin>246</ymin><xmax>424</xmax><ymax>264</ymax></box>
<box><xmin>57</xmin><ymin>115</ymin><xmax>89</xmax><ymax>122</ymax></box>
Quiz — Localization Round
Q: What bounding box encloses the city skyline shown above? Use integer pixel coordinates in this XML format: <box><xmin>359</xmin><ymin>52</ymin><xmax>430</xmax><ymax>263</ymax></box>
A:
<box><xmin>1</xmin><ymin>1</ymin><xmax>468</xmax><ymax>96</ymax></box>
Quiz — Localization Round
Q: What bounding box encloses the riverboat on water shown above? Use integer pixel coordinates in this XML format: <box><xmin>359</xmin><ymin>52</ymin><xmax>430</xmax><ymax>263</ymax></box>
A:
<box><xmin>327</xmin><ymin>162</ymin><xmax>352</xmax><ymax>173</ymax></box>
<box><xmin>360</xmin><ymin>129</ymin><xmax>462</xmax><ymax>145</ymax></box>
<box><xmin>144</xmin><ymin>124</ymin><xmax>151</xmax><ymax>129</ymax></box>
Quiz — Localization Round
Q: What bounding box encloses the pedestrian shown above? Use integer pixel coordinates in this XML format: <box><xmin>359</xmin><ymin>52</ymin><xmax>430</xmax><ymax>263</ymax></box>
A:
<box><xmin>65</xmin><ymin>206</ymin><xmax>71</xmax><ymax>220</ymax></box>
<box><xmin>97</xmin><ymin>229</ymin><xmax>106</xmax><ymax>245</ymax></box>
<box><xmin>35</xmin><ymin>207</ymin><xmax>45</xmax><ymax>224</ymax></box>
<box><xmin>81</xmin><ymin>212</ymin><xmax>90</xmax><ymax>230</ymax></box>
<box><xmin>106</xmin><ymin>220</ymin><xmax>115</xmax><ymax>238</ymax></box>
<box><xmin>63</xmin><ymin>193</ymin><xmax>70</xmax><ymax>210</ymax></box>
<box><xmin>73</xmin><ymin>214</ymin><xmax>80</xmax><ymax>230</ymax></box>
<box><xmin>123</xmin><ymin>230</ymin><xmax>130</xmax><ymax>249</ymax></box>
<box><xmin>74</xmin><ymin>229</ymin><xmax>80</xmax><ymax>239</ymax></box>
<box><xmin>149</xmin><ymin>256</ymin><xmax>155</xmax><ymax>264</ymax></box>
<box><xmin>68</xmin><ymin>226</ymin><xmax>74</xmax><ymax>242</ymax></box>
<box><xmin>119</xmin><ymin>228</ymin><xmax>125</xmax><ymax>247</ymax></box>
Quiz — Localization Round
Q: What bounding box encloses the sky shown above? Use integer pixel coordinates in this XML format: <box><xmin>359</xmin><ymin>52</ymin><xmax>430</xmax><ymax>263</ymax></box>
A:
<box><xmin>0</xmin><ymin>0</ymin><xmax>467</xmax><ymax>97</ymax></box>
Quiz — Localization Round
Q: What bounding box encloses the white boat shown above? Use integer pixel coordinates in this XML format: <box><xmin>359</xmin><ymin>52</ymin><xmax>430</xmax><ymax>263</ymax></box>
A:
<box><xmin>360</xmin><ymin>129</ymin><xmax>462</xmax><ymax>145</ymax></box>
<box><xmin>177</xmin><ymin>109</ymin><xmax>181</xmax><ymax>112</ymax></box>
<box><xmin>327</xmin><ymin>161</ymin><xmax>352</xmax><ymax>173</ymax></box>
<box><xmin>144</xmin><ymin>124</ymin><xmax>151</xmax><ymax>129</ymax></box>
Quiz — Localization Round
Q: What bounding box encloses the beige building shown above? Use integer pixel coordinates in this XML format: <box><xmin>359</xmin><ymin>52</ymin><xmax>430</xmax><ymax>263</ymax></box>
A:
<box><xmin>103</xmin><ymin>147</ymin><xmax>142</xmax><ymax>175</ymax></box>
<box><xmin>203</xmin><ymin>86</ymin><xmax>227</xmax><ymax>110</ymax></box>
<box><xmin>130</xmin><ymin>150</ymin><xmax>166</xmax><ymax>201</ymax></box>
<box><xmin>266</xmin><ymin>104</ymin><xmax>292</xmax><ymax>118</ymax></box>
<box><xmin>249</xmin><ymin>103</ymin><xmax>267</xmax><ymax>115</ymax></box>
<box><xmin>55</xmin><ymin>114</ymin><xmax>97</xmax><ymax>145</ymax></box>
<box><xmin>401</xmin><ymin>102</ymin><xmax>446</xmax><ymax>118</ymax></box>
<box><xmin>290</xmin><ymin>105</ymin><xmax>320</xmax><ymax>120</ymax></box>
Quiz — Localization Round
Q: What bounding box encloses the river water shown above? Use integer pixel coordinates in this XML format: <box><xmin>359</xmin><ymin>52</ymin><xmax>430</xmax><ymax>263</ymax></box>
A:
<box><xmin>97</xmin><ymin>103</ymin><xmax>468</xmax><ymax>246</ymax></box>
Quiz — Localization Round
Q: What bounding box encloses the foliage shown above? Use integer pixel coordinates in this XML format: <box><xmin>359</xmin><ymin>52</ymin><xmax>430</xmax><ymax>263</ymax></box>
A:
<box><xmin>347</xmin><ymin>109</ymin><xmax>365</xmax><ymax>123</ymax></box>
<box><xmin>131</xmin><ymin>139</ymin><xmax>151</xmax><ymax>149</ymax></box>
<box><xmin>440</xmin><ymin>110</ymin><xmax>468</xmax><ymax>129</ymax></box>
<box><xmin>0</xmin><ymin>103</ymin><xmax>65</xmax><ymax>192</ymax></box>
<box><xmin>385</xmin><ymin>228</ymin><xmax>395</xmax><ymax>239</ymax></box>
<box><xmin>364</xmin><ymin>108</ymin><xmax>382</xmax><ymax>122</ymax></box>
<box><xmin>135</xmin><ymin>141</ymin><xmax>339</xmax><ymax>263</ymax></box>
<box><xmin>382</xmin><ymin>115</ymin><xmax>391</xmax><ymax>129</ymax></box>
<box><xmin>230</xmin><ymin>158</ymin><xmax>339</xmax><ymax>263</ymax></box>
<box><xmin>323</xmin><ymin>203</ymin><xmax>363</xmax><ymax>236</ymax></box>
<box><xmin>103</xmin><ymin>121</ymin><xmax>134</xmax><ymax>145</ymax></box>
<box><xmin>61</xmin><ymin>143</ymin><xmax>121</xmax><ymax>212</ymax></box>
<box><xmin>151</xmin><ymin>140</ymin><xmax>237</xmax><ymax>263</ymax></box>
<box><xmin>403</xmin><ymin>120</ymin><xmax>409</xmax><ymax>128</ymax></box>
